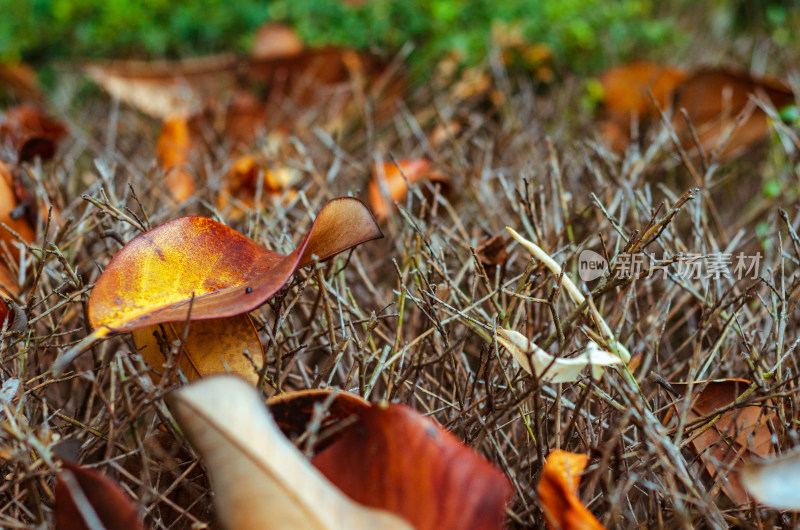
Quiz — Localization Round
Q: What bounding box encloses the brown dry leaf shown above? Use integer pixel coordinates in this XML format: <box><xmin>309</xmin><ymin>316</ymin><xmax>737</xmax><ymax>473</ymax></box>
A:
<box><xmin>475</xmin><ymin>233</ymin><xmax>509</xmax><ymax>268</ymax></box>
<box><xmin>155</xmin><ymin>114</ymin><xmax>196</xmax><ymax>202</ymax></box>
<box><xmin>251</xmin><ymin>23</ymin><xmax>304</xmax><ymax>60</ymax></box>
<box><xmin>0</xmin><ymin>103</ymin><xmax>67</xmax><ymax>162</ymax></box>
<box><xmin>52</xmin><ymin>197</ymin><xmax>382</xmax><ymax>375</ymax></box>
<box><xmin>668</xmin><ymin>379</ymin><xmax>774</xmax><ymax>504</ymax></box>
<box><xmin>132</xmin><ymin>313</ymin><xmax>264</xmax><ymax>384</ymax></box>
<box><xmin>312</xmin><ymin>402</ymin><xmax>512</xmax><ymax>530</ymax></box>
<box><xmin>368</xmin><ymin>159</ymin><xmax>451</xmax><ymax>221</ymax></box>
<box><xmin>740</xmin><ymin>450</ymin><xmax>800</xmax><ymax>510</ymax></box>
<box><xmin>169</xmin><ymin>375</ymin><xmax>414</xmax><ymax>530</ymax></box>
<box><xmin>268</xmin><ymin>389</ymin><xmax>370</xmax><ymax>452</ymax></box>
<box><xmin>538</xmin><ymin>449</ymin><xmax>605</xmax><ymax>530</ymax></box>
<box><xmin>84</xmin><ymin>54</ymin><xmax>238</xmax><ymax>119</ymax></box>
<box><xmin>672</xmin><ymin>68</ymin><xmax>795</xmax><ymax>159</ymax></box>
<box><xmin>55</xmin><ymin>460</ymin><xmax>144</xmax><ymax>530</ymax></box>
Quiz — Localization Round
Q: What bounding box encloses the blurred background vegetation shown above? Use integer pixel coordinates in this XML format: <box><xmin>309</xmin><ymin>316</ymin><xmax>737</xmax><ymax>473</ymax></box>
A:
<box><xmin>0</xmin><ymin>0</ymin><xmax>798</xmax><ymax>76</ymax></box>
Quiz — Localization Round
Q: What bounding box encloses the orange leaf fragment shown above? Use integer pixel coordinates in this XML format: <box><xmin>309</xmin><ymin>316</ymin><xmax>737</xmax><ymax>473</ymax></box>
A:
<box><xmin>55</xmin><ymin>460</ymin><xmax>144</xmax><ymax>530</ymax></box>
<box><xmin>538</xmin><ymin>449</ymin><xmax>605</xmax><ymax>530</ymax></box>
<box><xmin>0</xmin><ymin>159</ymin><xmax>35</xmax><ymax>262</ymax></box>
<box><xmin>52</xmin><ymin>197</ymin><xmax>382</xmax><ymax>375</ymax></box>
<box><xmin>312</xmin><ymin>403</ymin><xmax>512</xmax><ymax>530</ymax></box>
<box><xmin>668</xmin><ymin>379</ymin><xmax>774</xmax><ymax>504</ymax></box>
<box><xmin>155</xmin><ymin>114</ymin><xmax>196</xmax><ymax>202</ymax></box>
<box><xmin>368</xmin><ymin>159</ymin><xmax>450</xmax><ymax>220</ymax></box>
<box><xmin>599</xmin><ymin>62</ymin><xmax>687</xmax><ymax>117</ymax></box>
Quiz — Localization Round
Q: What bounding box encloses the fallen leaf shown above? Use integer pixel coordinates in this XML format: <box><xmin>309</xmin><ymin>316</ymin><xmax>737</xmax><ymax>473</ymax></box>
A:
<box><xmin>368</xmin><ymin>159</ymin><xmax>450</xmax><ymax>221</ymax></box>
<box><xmin>599</xmin><ymin>62</ymin><xmax>687</xmax><ymax>118</ymax></box>
<box><xmin>0</xmin><ymin>103</ymin><xmax>67</xmax><ymax>163</ymax></box>
<box><xmin>131</xmin><ymin>313</ymin><xmax>264</xmax><ymax>384</ymax></box>
<box><xmin>475</xmin><ymin>233</ymin><xmax>509</xmax><ymax>268</ymax></box>
<box><xmin>0</xmin><ymin>159</ymin><xmax>36</xmax><ymax>262</ymax></box>
<box><xmin>267</xmin><ymin>389</ymin><xmax>370</xmax><ymax>451</ymax></box>
<box><xmin>155</xmin><ymin>114</ymin><xmax>196</xmax><ymax>202</ymax></box>
<box><xmin>169</xmin><ymin>375</ymin><xmax>413</xmax><ymax>530</ymax></box>
<box><xmin>496</xmin><ymin>329</ymin><xmax>622</xmax><ymax>383</ymax></box>
<box><xmin>52</xmin><ymin>197</ymin><xmax>382</xmax><ymax>375</ymax></box>
<box><xmin>538</xmin><ymin>449</ymin><xmax>605</xmax><ymax>530</ymax></box>
<box><xmin>667</xmin><ymin>379</ymin><xmax>774</xmax><ymax>504</ymax></box>
<box><xmin>251</xmin><ymin>23</ymin><xmax>304</xmax><ymax>61</ymax></box>
<box><xmin>312</xmin><ymin>402</ymin><xmax>512</xmax><ymax>530</ymax></box>
<box><xmin>55</xmin><ymin>460</ymin><xmax>144</xmax><ymax>530</ymax></box>
<box><xmin>741</xmin><ymin>450</ymin><xmax>800</xmax><ymax>510</ymax></box>
<box><xmin>84</xmin><ymin>55</ymin><xmax>238</xmax><ymax>119</ymax></box>
<box><xmin>672</xmin><ymin>68</ymin><xmax>795</xmax><ymax>159</ymax></box>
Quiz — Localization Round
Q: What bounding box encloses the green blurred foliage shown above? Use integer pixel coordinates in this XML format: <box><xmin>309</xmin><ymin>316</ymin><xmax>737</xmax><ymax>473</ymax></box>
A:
<box><xmin>0</xmin><ymin>0</ymin><xmax>679</xmax><ymax>75</ymax></box>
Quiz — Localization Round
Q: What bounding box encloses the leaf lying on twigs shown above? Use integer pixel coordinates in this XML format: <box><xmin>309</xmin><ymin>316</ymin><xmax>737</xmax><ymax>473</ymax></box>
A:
<box><xmin>666</xmin><ymin>378</ymin><xmax>774</xmax><ymax>504</ymax></box>
<box><xmin>51</xmin><ymin>197</ymin><xmax>382</xmax><ymax>375</ymax></box>
<box><xmin>496</xmin><ymin>329</ymin><xmax>622</xmax><ymax>383</ymax></box>
<box><xmin>131</xmin><ymin>313</ymin><xmax>264</xmax><ymax>384</ymax></box>
<box><xmin>55</xmin><ymin>460</ymin><xmax>144</xmax><ymax>530</ymax></box>
<box><xmin>741</xmin><ymin>450</ymin><xmax>800</xmax><ymax>510</ymax></box>
<box><xmin>538</xmin><ymin>449</ymin><xmax>605</xmax><ymax>530</ymax></box>
<box><xmin>169</xmin><ymin>376</ymin><xmax>413</xmax><ymax>530</ymax></box>
<box><xmin>671</xmin><ymin>68</ymin><xmax>795</xmax><ymax>159</ymax></box>
<box><xmin>312</xmin><ymin>402</ymin><xmax>512</xmax><ymax>530</ymax></box>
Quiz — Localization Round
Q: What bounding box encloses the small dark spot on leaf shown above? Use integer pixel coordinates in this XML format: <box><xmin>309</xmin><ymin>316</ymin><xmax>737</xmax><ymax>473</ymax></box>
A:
<box><xmin>246</xmin><ymin>287</ymin><xmax>252</xmax><ymax>293</ymax></box>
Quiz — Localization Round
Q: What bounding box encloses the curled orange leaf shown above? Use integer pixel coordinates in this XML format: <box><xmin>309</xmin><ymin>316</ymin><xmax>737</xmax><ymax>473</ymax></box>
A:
<box><xmin>538</xmin><ymin>449</ymin><xmax>605</xmax><ymax>530</ymax></box>
<box><xmin>155</xmin><ymin>114</ymin><xmax>196</xmax><ymax>202</ymax></box>
<box><xmin>52</xmin><ymin>197</ymin><xmax>382</xmax><ymax>375</ymax></box>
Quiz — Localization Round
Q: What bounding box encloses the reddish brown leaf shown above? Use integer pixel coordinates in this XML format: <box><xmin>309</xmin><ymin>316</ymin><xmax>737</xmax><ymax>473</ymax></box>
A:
<box><xmin>0</xmin><ymin>103</ymin><xmax>66</xmax><ymax>163</ymax></box>
<box><xmin>368</xmin><ymin>159</ymin><xmax>450</xmax><ymax>221</ymax></box>
<box><xmin>268</xmin><ymin>389</ymin><xmax>370</xmax><ymax>452</ymax></box>
<box><xmin>312</xmin><ymin>403</ymin><xmax>512</xmax><ymax>530</ymax></box>
<box><xmin>55</xmin><ymin>461</ymin><xmax>144</xmax><ymax>530</ymax></box>
<box><xmin>52</xmin><ymin>197</ymin><xmax>382</xmax><ymax>375</ymax></box>
<box><xmin>668</xmin><ymin>379</ymin><xmax>774</xmax><ymax>504</ymax></box>
<box><xmin>220</xmin><ymin>151</ymin><xmax>298</xmax><ymax>212</ymax></box>
<box><xmin>538</xmin><ymin>449</ymin><xmax>605</xmax><ymax>530</ymax></box>
<box><xmin>671</xmin><ymin>68</ymin><xmax>795</xmax><ymax>159</ymax></box>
